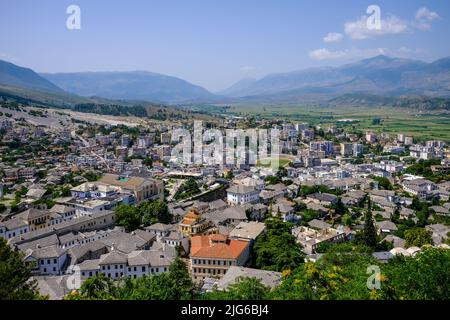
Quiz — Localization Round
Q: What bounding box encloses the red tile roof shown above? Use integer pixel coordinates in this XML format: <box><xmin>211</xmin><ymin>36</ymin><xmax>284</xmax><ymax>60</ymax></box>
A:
<box><xmin>191</xmin><ymin>234</ymin><xmax>248</xmax><ymax>260</ymax></box>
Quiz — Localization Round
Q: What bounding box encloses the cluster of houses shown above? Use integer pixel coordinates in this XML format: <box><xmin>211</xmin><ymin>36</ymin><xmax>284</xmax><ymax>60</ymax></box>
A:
<box><xmin>1</xmin><ymin>116</ymin><xmax>450</xmax><ymax>299</ymax></box>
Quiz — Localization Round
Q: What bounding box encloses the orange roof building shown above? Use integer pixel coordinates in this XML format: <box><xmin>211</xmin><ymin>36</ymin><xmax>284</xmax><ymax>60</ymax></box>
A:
<box><xmin>190</xmin><ymin>234</ymin><xmax>250</xmax><ymax>280</ymax></box>
<box><xmin>179</xmin><ymin>208</ymin><xmax>212</xmax><ymax>236</ymax></box>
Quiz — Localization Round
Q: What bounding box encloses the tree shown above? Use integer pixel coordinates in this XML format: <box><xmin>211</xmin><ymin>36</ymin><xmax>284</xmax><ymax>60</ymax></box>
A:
<box><xmin>115</xmin><ymin>205</ymin><xmax>141</xmax><ymax>232</ymax></box>
<box><xmin>68</xmin><ymin>257</ymin><xmax>196</xmax><ymax>300</ymax></box>
<box><xmin>77</xmin><ymin>274</ymin><xmax>116</xmax><ymax>300</ymax></box>
<box><xmin>166</xmin><ymin>257</ymin><xmax>196</xmax><ymax>300</ymax></box>
<box><xmin>404</xmin><ymin>228</ymin><xmax>433</xmax><ymax>248</ymax></box>
<box><xmin>384</xmin><ymin>247</ymin><xmax>450</xmax><ymax>300</ymax></box>
<box><xmin>264</xmin><ymin>175</ymin><xmax>281</xmax><ymax>185</ymax></box>
<box><xmin>253</xmin><ymin>216</ymin><xmax>304</xmax><ymax>272</ymax></box>
<box><xmin>174</xmin><ymin>178</ymin><xmax>201</xmax><ymax>200</ymax></box>
<box><xmin>332</xmin><ymin>198</ymin><xmax>347</xmax><ymax>216</ymax></box>
<box><xmin>361</xmin><ymin>199</ymin><xmax>378</xmax><ymax>249</ymax></box>
<box><xmin>0</xmin><ymin>238</ymin><xmax>42</xmax><ymax>300</ymax></box>
<box><xmin>371</xmin><ymin>176</ymin><xmax>393</xmax><ymax>190</ymax></box>
<box><xmin>143</xmin><ymin>157</ymin><xmax>153</xmax><ymax>167</ymax></box>
<box><xmin>139</xmin><ymin>200</ymin><xmax>171</xmax><ymax>226</ymax></box>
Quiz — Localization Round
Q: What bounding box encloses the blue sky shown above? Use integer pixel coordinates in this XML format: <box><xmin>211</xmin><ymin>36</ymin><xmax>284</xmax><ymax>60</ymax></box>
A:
<box><xmin>0</xmin><ymin>0</ymin><xmax>449</xmax><ymax>91</ymax></box>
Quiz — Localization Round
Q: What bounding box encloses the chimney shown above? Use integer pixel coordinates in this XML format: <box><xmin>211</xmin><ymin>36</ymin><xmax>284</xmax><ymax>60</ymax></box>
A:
<box><xmin>111</xmin><ymin>242</ymin><xmax>115</xmax><ymax>251</ymax></box>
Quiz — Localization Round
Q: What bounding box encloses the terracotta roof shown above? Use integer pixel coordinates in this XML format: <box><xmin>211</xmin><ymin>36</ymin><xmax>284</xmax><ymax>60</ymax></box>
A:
<box><xmin>190</xmin><ymin>235</ymin><xmax>248</xmax><ymax>260</ymax></box>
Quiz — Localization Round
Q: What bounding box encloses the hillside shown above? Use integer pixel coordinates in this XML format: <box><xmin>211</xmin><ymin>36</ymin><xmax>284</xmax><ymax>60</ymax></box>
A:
<box><xmin>0</xmin><ymin>59</ymin><xmax>63</xmax><ymax>93</ymax></box>
<box><xmin>42</xmin><ymin>71</ymin><xmax>216</xmax><ymax>103</ymax></box>
<box><xmin>0</xmin><ymin>84</ymin><xmax>215</xmax><ymax>121</ymax></box>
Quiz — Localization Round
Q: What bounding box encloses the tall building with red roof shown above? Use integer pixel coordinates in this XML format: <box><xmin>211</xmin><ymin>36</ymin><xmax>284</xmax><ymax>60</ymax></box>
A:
<box><xmin>190</xmin><ymin>234</ymin><xmax>250</xmax><ymax>281</ymax></box>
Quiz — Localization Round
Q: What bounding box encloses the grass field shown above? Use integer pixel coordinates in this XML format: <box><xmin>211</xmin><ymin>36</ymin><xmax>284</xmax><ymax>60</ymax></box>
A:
<box><xmin>257</xmin><ymin>157</ymin><xmax>292</xmax><ymax>169</ymax></box>
<box><xmin>224</xmin><ymin>104</ymin><xmax>450</xmax><ymax>143</ymax></box>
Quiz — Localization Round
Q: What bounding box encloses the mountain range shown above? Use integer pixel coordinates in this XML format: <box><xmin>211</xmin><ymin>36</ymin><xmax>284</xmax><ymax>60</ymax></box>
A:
<box><xmin>219</xmin><ymin>55</ymin><xmax>450</xmax><ymax>100</ymax></box>
<box><xmin>0</xmin><ymin>55</ymin><xmax>449</xmax><ymax>105</ymax></box>
<box><xmin>41</xmin><ymin>71</ymin><xmax>216</xmax><ymax>103</ymax></box>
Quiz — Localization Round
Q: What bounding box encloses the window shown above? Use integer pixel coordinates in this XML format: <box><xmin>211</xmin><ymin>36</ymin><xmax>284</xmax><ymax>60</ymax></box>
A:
<box><xmin>142</xmin><ymin>266</ymin><xmax>145</xmax><ymax>272</ymax></box>
<box><xmin>54</xmin><ymin>259</ymin><xmax>57</xmax><ymax>264</ymax></box>
<box><xmin>47</xmin><ymin>259</ymin><xmax>51</xmax><ymax>264</ymax></box>
<box><xmin>53</xmin><ymin>267</ymin><xmax>56</xmax><ymax>272</ymax></box>
<box><xmin>134</xmin><ymin>267</ymin><xmax>137</xmax><ymax>271</ymax></box>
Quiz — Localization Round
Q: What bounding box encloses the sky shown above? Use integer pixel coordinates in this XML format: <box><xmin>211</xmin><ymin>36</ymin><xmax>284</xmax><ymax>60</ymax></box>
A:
<box><xmin>0</xmin><ymin>0</ymin><xmax>449</xmax><ymax>92</ymax></box>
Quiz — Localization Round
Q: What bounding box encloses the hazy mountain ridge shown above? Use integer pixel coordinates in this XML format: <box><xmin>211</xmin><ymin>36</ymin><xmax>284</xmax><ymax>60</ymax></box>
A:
<box><xmin>222</xmin><ymin>55</ymin><xmax>450</xmax><ymax>99</ymax></box>
<box><xmin>0</xmin><ymin>60</ymin><xmax>64</xmax><ymax>93</ymax></box>
<box><xmin>41</xmin><ymin>71</ymin><xmax>216</xmax><ymax>103</ymax></box>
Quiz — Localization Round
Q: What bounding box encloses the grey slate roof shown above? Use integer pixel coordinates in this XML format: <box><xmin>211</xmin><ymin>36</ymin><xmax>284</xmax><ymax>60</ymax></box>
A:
<box><xmin>217</xmin><ymin>266</ymin><xmax>282</xmax><ymax>290</ymax></box>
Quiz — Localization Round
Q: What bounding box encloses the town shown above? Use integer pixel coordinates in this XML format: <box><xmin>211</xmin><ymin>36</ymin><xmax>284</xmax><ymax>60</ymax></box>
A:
<box><xmin>0</xmin><ymin>108</ymin><xmax>449</xmax><ymax>300</ymax></box>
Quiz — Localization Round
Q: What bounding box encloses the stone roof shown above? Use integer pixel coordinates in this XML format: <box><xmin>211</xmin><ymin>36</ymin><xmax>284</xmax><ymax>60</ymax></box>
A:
<box><xmin>217</xmin><ymin>266</ymin><xmax>281</xmax><ymax>290</ymax></box>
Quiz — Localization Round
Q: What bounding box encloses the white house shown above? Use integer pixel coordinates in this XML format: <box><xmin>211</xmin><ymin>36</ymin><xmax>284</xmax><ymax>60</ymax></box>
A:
<box><xmin>0</xmin><ymin>218</ymin><xmax>29</xmax><ymax>240</ymax></box>
<box><xmin>25</xmin><ymin>245</ymin><xmax>68</xmax><ymax>275</ymax></box>
<box><xmin>226</xmin><ymin>185</ymin><xmax>260</xmax><ymax>205</ymax></box>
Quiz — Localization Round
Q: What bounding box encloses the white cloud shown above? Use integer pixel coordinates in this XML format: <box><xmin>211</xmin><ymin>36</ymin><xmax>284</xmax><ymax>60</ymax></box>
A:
<box><xmin>416</xmin><ymin>7</ymin><xmax>440</xmax><ymax>21</ymax></box>
<box><xmin>323</xmin><ymin>32</ymin><xmax>343</xmax><ymax>43</ymax></box>
<box><xmin>414</xmin><ymin>7</ymin><xmax>440</xmax><ymax>30</ymax></box>
<box><xmin>309</xmin><ymin>47</ymin><xmax>425</xmax><ymax>61</ymax></box>
<box><xmin>309</xmin><ymin>47</ymin><xmax>385</xmax><ymax>60</ymax></box>
<box><xmin>345</xmin><ymin>14</ymin><xmax>409</xmax><ymax>40</ymax></box>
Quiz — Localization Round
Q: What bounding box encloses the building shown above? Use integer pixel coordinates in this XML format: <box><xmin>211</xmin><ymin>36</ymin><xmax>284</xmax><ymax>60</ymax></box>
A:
<box><xmin>226</xmin><ymin>185</ymin><xmax>260</xmax><ymax>205</ymax></box>
<box><xmin>228</xmin><ymin>221</ymin><xmax>266</xmax><ymax>243</ymax></box>
<box><xmin>292</xmin><ymin>225</ymin><xmax>351</xmax><ymax>254</ymax></box>
<box><xmin>353</xmin><ymin>143</ymin><xmax>364</xmax><ymax>157</ymax></box>
<box><xmin>310</xmin><ymin>141</ymin><xmax>334</xmax><ymax>156</ymax></box>
<box><xmin>121</xmin><ymin>135</ymin><xmax>131</xmax><ymax>147</ymax></box>
<box><xmin>402</xmin><ymin>179</ymin><xmax>438</xmax><ymax>199</ymax></box>
<box><xmin>301</xmin><ymin>129</ymin><xmax>315</xmax><ymax>142</ymax></box>
<box><xmin>0</xmin><ymin>217</ymin><xmax>29</xmax><ymax>239</ymax></box>
<box><xmin>306</xmin><ymin>193</ymin><xmax>338</xmax><ymax>206</ymax></box>
<box><xmin>85</xmin><ymin>247</ymin><xmax>175</xmax><ymax>280</ymax></box>
<box><xmin>366</xmin><ymin>133</ymin><xmax>377</xmax><ymax>144</ymax></box>
<box><xmin>8</xmin><ymin>210</ymin><xmax>116</xmax><ymax>247</ymax></box>
<box><xmin>213</xmin><ymin>266</ymin><xmax>281</xmax><ymax>291</ymax></box>
<box><xmin>340</xmin><ymin>143</ymin><xmax>353</xmax><ymax>157</ymax></box>
<box><xmin>160</xmin><ymin>132</ymin><xmax>171</xmax><ymax>144</ymax></box>
<box><xmin>98</xmin><ymin>174</ymin><xmax>164</xmax><ymax>204</ymax></box>
<box><xmin>24</xmin><ymin>245</ymin><xmax>68</xmax><ymax>275</ymax></box>
<box><xmin>179</xmin><ymin>208</ymin><xmax>212</xmax><ymax>236</ymax></box>
<box><xmin>190</xmin><ymin>234</ymin><xmax>250</xmax><ymax>281</ymax></box>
